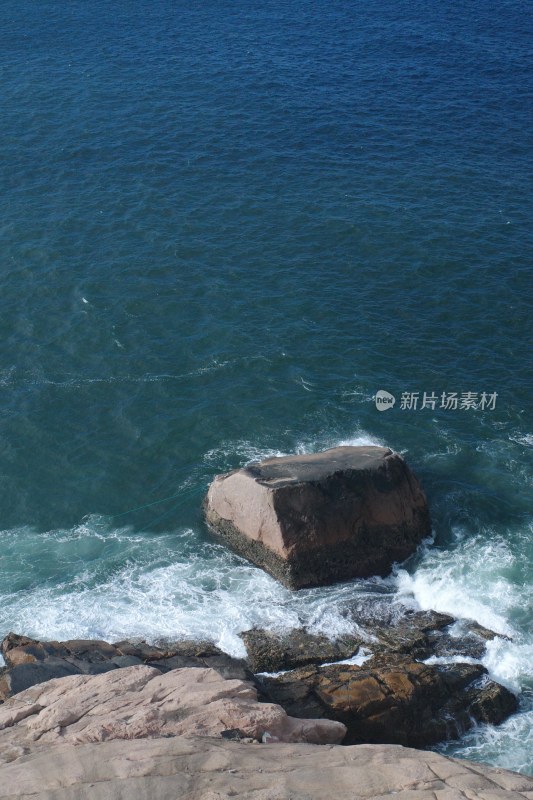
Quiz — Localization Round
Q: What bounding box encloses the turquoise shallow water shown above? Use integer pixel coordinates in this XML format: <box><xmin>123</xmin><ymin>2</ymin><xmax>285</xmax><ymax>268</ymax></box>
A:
<box><xmin>1</xmin><ymin>0</ymin><xmax>532</xmax><ymax>774</ymax></box>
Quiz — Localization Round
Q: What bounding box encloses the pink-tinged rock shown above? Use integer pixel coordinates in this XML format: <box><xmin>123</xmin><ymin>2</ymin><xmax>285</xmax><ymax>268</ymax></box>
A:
<box><xmin>0</xmin><ymin>736</ymin><xmax>532</xmax><ymax>800</ymax></box>
<box><xmin>205</xmin><ymin>445</ymin><xmax>431</xmax><ymax>588</ymax></box>
<box><xmin>0</xmin><ymin>665</ymin><xmax>346</xmax><ymax>759</ymax></box>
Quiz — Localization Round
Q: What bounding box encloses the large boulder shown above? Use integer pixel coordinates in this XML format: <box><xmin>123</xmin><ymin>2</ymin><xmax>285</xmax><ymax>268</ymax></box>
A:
<box><xmin>204</xmin><ymin>446</ymin><xmax>431</xmax><ymax>588</ymax></box>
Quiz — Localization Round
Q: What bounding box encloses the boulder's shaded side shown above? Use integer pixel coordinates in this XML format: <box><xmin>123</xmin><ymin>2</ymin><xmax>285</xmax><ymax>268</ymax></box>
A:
<box><xmin>0</xmin><ymin>633</ymin><xmax>250</xmax><ymax>702</ymax></box>
<box><xmin>1</xmin><ymin>737</ymin><xmax>532</xmax><ymax>800</ymax></box>
<box><xmin>259</xmin><ymin>656</ymin><xmax>518</xmax><ymax>747</ymax></box>
<box><xmin>0</xmin><ymin>665</ymin><xmax>346</xmax><ymax>765</ymax></box>
<box><xmin>204</xmin><ymin>446</ymin><xmax>431</xmax><ymax>589</ymax></box>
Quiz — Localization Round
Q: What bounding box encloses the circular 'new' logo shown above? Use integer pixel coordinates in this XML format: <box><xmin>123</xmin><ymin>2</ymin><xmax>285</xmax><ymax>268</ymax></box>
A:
<box><xmin>374</xmin><ymin>390</ymin><xmax>396</xmax><ymax>411</ymax></box>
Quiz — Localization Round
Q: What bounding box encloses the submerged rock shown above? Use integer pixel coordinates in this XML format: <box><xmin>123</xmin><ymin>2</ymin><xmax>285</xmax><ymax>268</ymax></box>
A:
<box><xmin>205</xmin><ymin>445</ymin><xmax>431</xmax><ymax>588</ymax></box>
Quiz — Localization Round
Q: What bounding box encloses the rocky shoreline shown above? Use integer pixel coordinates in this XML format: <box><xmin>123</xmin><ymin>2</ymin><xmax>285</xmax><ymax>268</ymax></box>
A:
<box><xmin>0</xmin><ymin>605</ymin><xmax>519</xmax><ymax>753</ymax></box>
<box><xmin>0</xmin><ymin>446</ymin><xmax>528</xmax><ymax>795</ymax></box>
<box><xmin>2</xmin><ymin>736</ymin><xmax>533</xmax><ymax>800</ymax></box>
<box><xmin>0</xmin><ymin>616</ymin><xmax>527</xmax><ymax>797</ymax></box>
<box><xmin>0</xmin><ymin>623</ymin><xmax>529</xmax><ymax>798</ymax></box>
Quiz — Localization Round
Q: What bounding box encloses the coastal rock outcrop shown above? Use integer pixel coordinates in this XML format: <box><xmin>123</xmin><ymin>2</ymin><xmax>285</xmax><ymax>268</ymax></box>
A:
<box><xmin>259</xmin><ymin>656</ymin><xmax>517</xmax><ymax>747</ymax></box>
<box><xmin>0</xmin><ymin>633</ymin><xmax>250</xmax><ymax>701</ymax></box>
<box><xmin>1</xmin><ymin>736</ymin><xmax>532</xmax><ymax>800</ymax></box>
<box><xmin>204</xmin><ymin>446</ymin><xmax>431</xmax><ymax>588</ymax></box>
<box><xmin>0</xmin><ymin>637</ymin><xmax>527</xmax><ymax>799</ymax></box>
<box><xmin>1</xmin><ymin>610</ymin><xmax>516</xmax><ymax>753</ymax></box>
<box><xmin>0</xmin><ymin>665</ymin><xmax>346</xmax><ymax>764</ymax></box>
<box><xmin>240</xmin><ymin>628</ymin><xmax>363</xmax><ymax>673</ymax></box>
<box><xmin>239</xmin><ymin>612</ymin><xmax>502</xmax><ymax>675</ymax></box>
<box><xmin>243</xmin><ymin>611</ymin><xmax>517</xmax><ymax>748</ymax></box>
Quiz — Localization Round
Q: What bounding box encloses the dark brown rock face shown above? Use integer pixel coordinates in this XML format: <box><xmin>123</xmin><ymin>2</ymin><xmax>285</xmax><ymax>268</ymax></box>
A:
<box><xmin>0</xmin><ymin>633</ymin><xmax>250</xmax><ymax>701</ymax></box>
<box><xmin>259</xmin><ymin>656</ymin><xmax>518</xmax><ymax>747</ymax></box>
<box><xmin>205</xmin><ymin>446</ymin><xmax>431</xmax><ymax>588</ymax></box>
<box><xmin>242</xmin><ymin>613</ymin><xmax>519</xmax><ymax>749</ymax></box>
<box><xmin>240</xmin><ymin>629</ymin><xmax>363</xmax><ymax>673</ymax></box>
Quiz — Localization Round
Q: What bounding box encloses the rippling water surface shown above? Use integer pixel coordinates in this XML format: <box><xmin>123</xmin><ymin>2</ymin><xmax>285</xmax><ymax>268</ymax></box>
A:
<box><xmin>1</xmin><ymin>0</ymin><xmax>532</xmax><ymax>774</ymax></box>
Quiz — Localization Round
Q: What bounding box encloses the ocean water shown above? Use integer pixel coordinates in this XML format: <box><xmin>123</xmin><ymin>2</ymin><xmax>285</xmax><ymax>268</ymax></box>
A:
<box><xmin>1</xmin><ymin>0</ymin><xmax>532</xmax><ymax>774</ymax></box>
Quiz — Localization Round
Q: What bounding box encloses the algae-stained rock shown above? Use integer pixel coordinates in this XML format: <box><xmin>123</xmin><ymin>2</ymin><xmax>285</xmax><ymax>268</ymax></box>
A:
<box><xmin>259</xmin><ymin>656</ymin><xmax>518</xmax><ymax>747</ymax></box>
<box><xmin>240</xmin><ymin>628</ymin><xmax>363</xmax><ymax>673</ymax></box>
<box><xmin>205</xmin><ymin>445</ymin><xmax>431</xmax><ymax>588</ymax></box>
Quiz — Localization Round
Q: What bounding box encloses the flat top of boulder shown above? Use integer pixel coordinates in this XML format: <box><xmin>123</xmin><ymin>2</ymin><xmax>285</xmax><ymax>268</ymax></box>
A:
<box><xmin>244</xmin><ymin>446</ymin><xmax>394</xmax><ymax>487</ymax></box>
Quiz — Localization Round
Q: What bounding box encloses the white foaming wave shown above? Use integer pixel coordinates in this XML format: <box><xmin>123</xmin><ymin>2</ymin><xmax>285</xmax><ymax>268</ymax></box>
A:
<box><xmin>0</xmin><ymin>527</ymin><xmax>371</xmax><ymax>658</ymax></box>
<box><xmin>394</xmin><ymin>534</ymin><xmax>521</xmax><ymax>638</ymax></box>
<box><xmin>483</xmin><ymin>636</ymin><xmax>533</xmax><ymax>694</ymax></box>
<box><xmin>202</xmin><ymin>428</ymin><xmax>387</xmax><ymax>471</ymax></box>
<box><xmin>424</xmin><ymin>654</ymin><xmax>480</xmax><ymax>667</ymax></box>
<box><xmin>509</xmin><ymin>433</ymin><xmax>533</xmax><ymax>448</ymax></box>
<box><xmin>336</xmin><ymin>432</ymin><xmax>386</xmax><ymax>448</ymax></box>
<box><xmin>294</xmin><ymin>428</ymin><xmax>387</xmax><ymax>454</ymax></box>
<box><xmin>437</xmin><ymin>706</ymin><xmax>533</xmax><ymax>775</ymax></box>
<box><xmin>203</xmin><ymin>441</ymin><xmax>289</xmax><ymax>467</ymax></box>
<box><xmin>322</xmin><ymin>647</ymin><xmax>373</xmax><ymax>668</ymax></box>
<box><xmin>394</xmin><ymin>530</ymin><xmax>533</xmax><ymax>700</ymax></box>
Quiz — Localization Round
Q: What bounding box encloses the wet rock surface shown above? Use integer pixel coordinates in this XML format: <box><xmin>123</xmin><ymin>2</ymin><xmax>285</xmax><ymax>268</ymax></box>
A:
<box><xmin>240</xmin><ymin>629</ymin><xmax>363</xmax><ymax>673</ymax></box>
<box><xmin>241</xmin><ymin>611</ymin><xmax>504</xmax><ymax>673</ymax></box>
<box><xmin>259</xmin><ymin>657</ymin><xmax>517</xmax><ymax>747</ymax></box>
<box><xmin>241</xmin><ymin>608</ymin><xmax>517</xmax><ymax>747</ymax></box>
<box><xmin>205</xmin><ymin>446</ymin><xmax>431</xmax><ymax>588</ymax></box>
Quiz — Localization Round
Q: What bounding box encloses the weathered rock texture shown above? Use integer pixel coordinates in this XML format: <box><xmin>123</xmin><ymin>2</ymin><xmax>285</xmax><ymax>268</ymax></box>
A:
<box><xmin>0</xmin><ymin>633</ymin><xmax>249</xmax><ymax>701</ymax></box>
<box><xmin>0</xmin><ymin>665</ymin><xmax>346</xmax><ymax>764</ymax></box>
<box><xmin>259</xmin><ymin>656</ymin><xmax>518</xmax><ymax>747</ymax></box>
<box><xmin>1</xmin><ymin>736</ymin><xmax>532</xmax><ymax>800</ymax></box>
<box><xmin>2</xmin><ymin>614</ymin><xmax>515</xmax><ymax>752</ymax></box>
<box><xmin>240</xmin><ymin>612</ymin><xmax>503</xmax><ymax>674</ymax></box>
<box><xmin>240</xmin><ymin>628</ymin><xmax>363</xmax><ymax>673</ymax></box>
<box><xmin>205</xmin><ymin>446</ymin><xmax>431</xmax><ymax>588</ymax></box>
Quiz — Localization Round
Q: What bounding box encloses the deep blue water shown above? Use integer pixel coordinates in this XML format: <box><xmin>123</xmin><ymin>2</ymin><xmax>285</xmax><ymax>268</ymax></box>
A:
<box><xmin>1</xmin><ymin>0</ymin><xmax>532</xmax><ymax>774</ymax></box>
